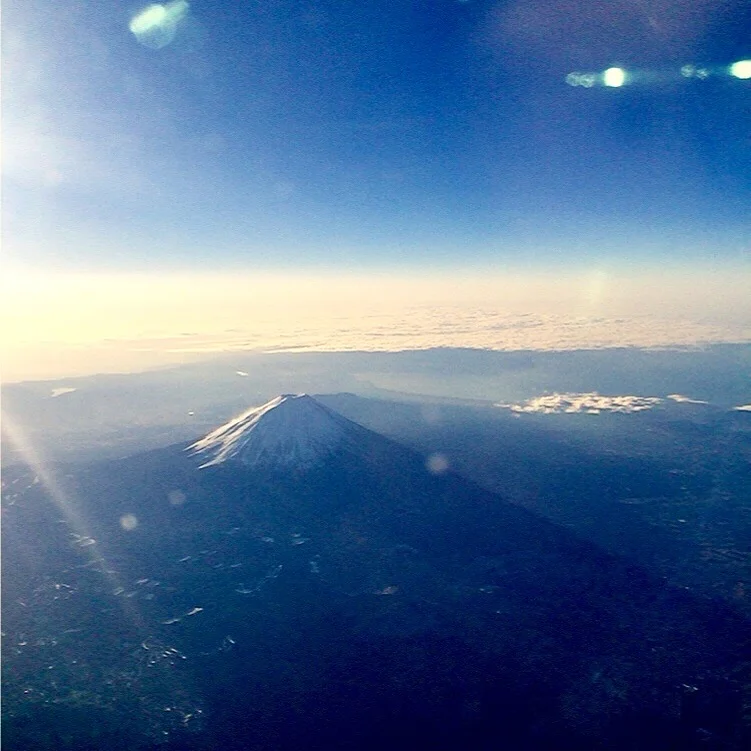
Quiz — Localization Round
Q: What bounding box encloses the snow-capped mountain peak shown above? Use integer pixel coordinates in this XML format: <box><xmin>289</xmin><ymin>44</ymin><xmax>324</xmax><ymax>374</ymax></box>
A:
<box><xmin>187</xmin><ymin>394</ymin><xmax>361</xmax><ymax>469</ymax></box>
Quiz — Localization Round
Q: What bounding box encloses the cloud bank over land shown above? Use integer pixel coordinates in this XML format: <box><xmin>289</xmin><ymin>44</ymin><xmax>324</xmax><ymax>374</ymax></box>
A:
<box><xmin>8</xmin><ymin>307</ymin><xmax>750</xmax><ymax>383</ymax></box>
<box><xmin>2</xmin><ymin>268</ymin><xmax>749</xmax><ymax>381</ymax></box>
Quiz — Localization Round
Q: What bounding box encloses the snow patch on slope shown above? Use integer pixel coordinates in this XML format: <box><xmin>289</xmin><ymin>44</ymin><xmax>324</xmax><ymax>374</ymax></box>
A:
<box><xmin>188</xmin><ymin>394</ymin><xmax>357</xmax><ymax>469</ymax></box>
<box><xmin>50</xmin><ymin>387</ymin><xmax>77</xmax><ymax>398</ymax></box>
<box><xmin>667</xmin><ymin>394</ymin><xmax>708</xmax><ymax>405</ymax></box>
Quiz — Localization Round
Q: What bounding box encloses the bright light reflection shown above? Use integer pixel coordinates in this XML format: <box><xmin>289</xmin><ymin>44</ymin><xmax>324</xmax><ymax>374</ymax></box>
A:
<box><xmin>426</xmin><ymin>453</ymin><xmax>449</xmax><ymax>475</ymax></box>
<box><xmin>729</xmin><ymin>60</ymin><xmax>751</xmax><ymax>79</ymax></box>
<box><xmin>603</xmin><ymin>67</ymin><xmax>626</xmax><ymax>87</ymax></box>
<box><xmin>129</xmin><ymin>2</ymin><xmax>189</xmax><ymax>49</ymax></box>
<box><xmin>129</xmin><ymin>4</ymin><xmax>167</xmax><ymax>35</ymax></box>
<box><xmin>120</xmin><ymin>513</ymin><xmax>139</xmax><ymax>531</ymax></box>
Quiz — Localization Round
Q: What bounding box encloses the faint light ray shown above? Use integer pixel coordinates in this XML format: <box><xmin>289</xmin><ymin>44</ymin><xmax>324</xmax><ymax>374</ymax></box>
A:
<box><xmin>1</xmin><ymin>410</ymin><xmax>146</xmax><ymax>628</ymax></box>
<box><xmin>2</xmin><ymin>410</ymin><xmax>203</xmax><ymax>740</ymax></box>
<box><xmin>582</xmin><ymin>269</ymin><xmax>608</xmax><ymax>310</ymax></box>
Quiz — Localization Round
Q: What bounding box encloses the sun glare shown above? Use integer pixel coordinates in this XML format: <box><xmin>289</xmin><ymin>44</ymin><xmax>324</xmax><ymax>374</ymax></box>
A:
<box><xmin>603</xmin><ymin>67</ymin><xmax>626</xmax><ymax>87</ymax></box>
<box><xmin>729</xmin><ymin>60</ymin><xmax>751</xmax><ymax>79</ymax></box>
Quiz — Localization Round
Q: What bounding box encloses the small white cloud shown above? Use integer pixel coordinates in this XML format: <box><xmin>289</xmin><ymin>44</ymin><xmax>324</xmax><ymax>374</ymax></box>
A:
<box><xmin>667</xmin><ymin>394</ymin><xmax>708</xmax><ymax>404</ymax></box>
<box><xmin>50</xmin><ymin>387</ymin><xmax>77</xmax><ymax>398</ymax></box>
<box><xmin>496</xmin><ymin>392</ymin><xmax>662</xmax><ymax>414</ymax></box>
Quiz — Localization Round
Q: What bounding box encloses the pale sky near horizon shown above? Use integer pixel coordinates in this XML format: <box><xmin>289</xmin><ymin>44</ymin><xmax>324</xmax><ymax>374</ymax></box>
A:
<box><xmin>3</xmin><ymin>265</ymin><xmax>749</xmax><ymax>382</ymax></box>
<box><xmin>2</xmin><ymin>1</ymin><xmax>749</xmax><ymax>381</ymax></box>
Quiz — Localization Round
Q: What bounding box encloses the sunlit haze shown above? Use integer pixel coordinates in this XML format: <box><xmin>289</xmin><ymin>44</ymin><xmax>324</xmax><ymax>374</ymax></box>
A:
<box><xmin>2</xmin><ymin>265</ymin><xmax>749</xmax><ymax>381</ymax></box>
<box><xmin>2</xmin><ymin>0</ymin><xmax>749</xmax><ymax>379</ymax></box>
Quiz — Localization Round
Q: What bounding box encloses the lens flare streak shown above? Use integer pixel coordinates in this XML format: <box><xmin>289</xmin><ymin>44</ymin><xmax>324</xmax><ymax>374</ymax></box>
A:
<box><xmin>567</xmin><ymin>63</ymin><xmax>751</xmax><ymax>87</ymax></box>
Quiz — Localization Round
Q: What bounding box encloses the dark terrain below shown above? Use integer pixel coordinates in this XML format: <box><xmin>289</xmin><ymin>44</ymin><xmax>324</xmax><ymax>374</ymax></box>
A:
<box><xmin>3</xmin><ymin>407</ymin><xmax>750</xmax><ymax>749</ymax></box>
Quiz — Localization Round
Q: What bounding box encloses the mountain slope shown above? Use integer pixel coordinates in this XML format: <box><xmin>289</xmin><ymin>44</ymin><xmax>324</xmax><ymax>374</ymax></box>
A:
<box><xmin>2</xmin><ymin>395</ymin><xmax>749</xmax><ymax>750</ymax></box>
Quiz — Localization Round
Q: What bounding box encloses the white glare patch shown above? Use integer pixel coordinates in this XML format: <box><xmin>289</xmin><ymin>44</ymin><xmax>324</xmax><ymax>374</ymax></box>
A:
<box><xmin>730</xmin><ymin>60</ymin><xmax>751</xmax><ymax>80</ymax></box>
<box><xmin>168</xmin><ymin>489</ymin><xmax>186</xmax><ymax>506</ymax></box>
<box><xmin>130</xmin><ymin>4</ymin><xmax>167</xmax><ymax>33</ymax></box>
<box><xmin>426</xmin><ymin>453</ymin><xmax>449</xmax><ymax>474</ymax></box>
<box><xmin>681</xmin><ymin>65</ymin><xmax>695</xmax><ymax>78</ymax></box>
<box><xmin>129</xmin><ymin>2</ymin><xmax>189</xmax><ymax>49</ymax></box>
<box><xmin>603</xmin><ymin>67</ymin><xmax>626</xmax><ymax>87</ymax></box>
<box><xmin>119</xmin><ymin>514</ymin><xmax>139</xmax><ymax>531</ymax></box>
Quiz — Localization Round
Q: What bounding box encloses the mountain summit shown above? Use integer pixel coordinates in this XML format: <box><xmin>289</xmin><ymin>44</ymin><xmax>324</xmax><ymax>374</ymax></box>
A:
<box><xmin>188</xmin><ymin>394</ymin><xmax>366</xmax><ymax>469</ymax></box>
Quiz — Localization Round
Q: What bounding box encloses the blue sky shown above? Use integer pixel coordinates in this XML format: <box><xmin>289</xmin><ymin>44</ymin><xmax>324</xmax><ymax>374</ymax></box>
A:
<box><xmin>3</xmin><ymin>0</ymin><xmax>750</xmax><ymax>272</ymax></box>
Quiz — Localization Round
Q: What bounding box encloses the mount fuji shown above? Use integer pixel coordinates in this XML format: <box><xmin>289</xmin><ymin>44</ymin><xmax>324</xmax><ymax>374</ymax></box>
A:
<box><xmin>188</xmin><ymin>393</ymin><xmax>372</xmax><ymax>469</ymax></box>
<box><xmin>3</xmin><ymin>395</ymin><xmax>749</xmax><ymax>750</ymax></box>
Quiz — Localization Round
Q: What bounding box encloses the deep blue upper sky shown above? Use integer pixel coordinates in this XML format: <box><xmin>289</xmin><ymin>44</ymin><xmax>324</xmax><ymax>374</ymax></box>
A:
<box><xmin>3</xmin><ymin>0</ymin><xmax>750</xmax><ymax>271</ymax></box>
